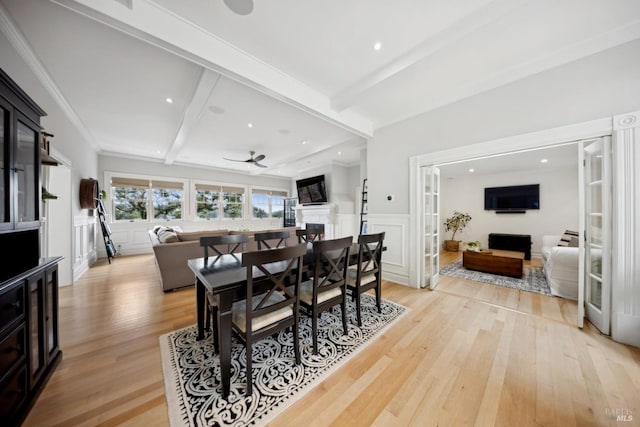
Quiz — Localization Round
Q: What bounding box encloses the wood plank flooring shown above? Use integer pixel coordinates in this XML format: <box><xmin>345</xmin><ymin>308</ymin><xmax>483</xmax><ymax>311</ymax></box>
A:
<box><xmin>22</xmin><ymin>253</ymin><xmax>640</xmax><ymax>426</ymax></box>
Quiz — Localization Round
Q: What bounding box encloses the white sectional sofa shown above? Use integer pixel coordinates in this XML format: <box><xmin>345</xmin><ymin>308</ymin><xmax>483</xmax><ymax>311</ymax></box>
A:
<box><xmin>541</xmin><ymin>235</ymin><xmax>579</xmax><ymax>300</ymax></box>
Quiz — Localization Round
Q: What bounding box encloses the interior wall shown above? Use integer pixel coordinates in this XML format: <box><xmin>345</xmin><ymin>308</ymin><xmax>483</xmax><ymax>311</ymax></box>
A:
<box><xmin>0</xmin><ymin>30</ymin><xmax>99</xmax><ymax>281</ymax></box>
<box><xmin>368</xmin><ymin>39</ymin><xmax>640</xmax><ymax>216</ymax></box>
<box><xmin>440</xmin><ymin>166</ymin><xmax>579</xmax><ymax>257</ymax></box>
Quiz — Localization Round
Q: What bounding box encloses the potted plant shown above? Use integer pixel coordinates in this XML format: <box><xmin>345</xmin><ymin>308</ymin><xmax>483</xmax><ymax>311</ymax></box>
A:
<box><xmin>443</xmin><ymin>211</ymin><xmax>471</xmax><ymax>251</ymax></box>
<box><xmin>465</xmin><ymin>240</ymin><xmax>481</xmax><ymax>251</ymax></box>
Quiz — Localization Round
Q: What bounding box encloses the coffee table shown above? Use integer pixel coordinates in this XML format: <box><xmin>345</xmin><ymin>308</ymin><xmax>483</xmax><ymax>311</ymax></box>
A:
<box><xmin>462</xmin><ymin>249</ymin><xmax>524</xmax><ymax>278</ymax></box>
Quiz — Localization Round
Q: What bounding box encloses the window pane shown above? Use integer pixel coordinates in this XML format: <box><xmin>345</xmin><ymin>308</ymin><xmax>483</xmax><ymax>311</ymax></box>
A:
<box><xmin>271</xmin><ymin>194</ymin><xmax>285</xmax><ymax>218</ymax></box>
<box><xmin>114</xmin><ymin>187</ymin><xmax>148</xmax><ymax>220</ymax></box>
<box><xmin>196</xmin><ymin>190</ymin><xmax>219</xmax><ymax>219</ymax></box>
<box><xmin>153</xmin><ymin>188</ymin><xmax>182</xmax><ymax>220</ymax></box>
<box><xmin>223</xmin><ymin>192</ymin><xmax>243</xmax><ymax>219</ymax></box>
<box><xmin>252</xmin><ymin>192</ymin><xmax>269</xmax><ymax>218</ymax></box>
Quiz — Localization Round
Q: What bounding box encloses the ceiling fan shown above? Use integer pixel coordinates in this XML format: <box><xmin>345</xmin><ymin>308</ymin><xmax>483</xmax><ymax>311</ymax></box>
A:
<box><xmin>224</xmin><ymin>0</ymin><xmax>254</xmax><ymax>15</ymax></box>
<box><xmin>224</xmin><ymin>150</ymin><xmax>267</xmax><ymax>168</ymax></box>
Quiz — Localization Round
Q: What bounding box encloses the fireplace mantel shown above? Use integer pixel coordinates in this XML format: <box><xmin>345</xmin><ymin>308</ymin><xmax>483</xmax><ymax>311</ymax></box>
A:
<box><xmin>295</xmin><ymin>203</ymin><xmax>336</xmax><ymax>238</ymax></box>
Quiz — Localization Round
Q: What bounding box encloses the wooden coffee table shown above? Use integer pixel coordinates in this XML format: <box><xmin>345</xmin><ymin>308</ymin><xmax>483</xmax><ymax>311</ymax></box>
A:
<box><xmin>462</xmin><ymin>249</ymin><xmax>524</xmax><ymax>278</ymax></box>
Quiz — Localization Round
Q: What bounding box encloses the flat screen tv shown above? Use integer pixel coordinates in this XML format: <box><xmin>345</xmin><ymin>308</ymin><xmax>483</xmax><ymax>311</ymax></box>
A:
<box><xmin>296</xmin><ymin>174</ymin><xmax>328</xmax><ymax>205</ymax></box>
<box><xmin>484</xmin><ymin>184</ymin><xmax>539</xmax><ymax>211</ymax></box>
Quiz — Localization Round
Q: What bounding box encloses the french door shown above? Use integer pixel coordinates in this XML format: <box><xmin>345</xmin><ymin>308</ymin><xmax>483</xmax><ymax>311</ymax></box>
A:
<box><xmin>422</xmin><ymin>166</ymin><xmax>441</xmax><ymax>289</ymax></box>
<box><xmin>578</xmin><ymin>137</ymin><xmax>611</xmax><ymax>333</ymax></box>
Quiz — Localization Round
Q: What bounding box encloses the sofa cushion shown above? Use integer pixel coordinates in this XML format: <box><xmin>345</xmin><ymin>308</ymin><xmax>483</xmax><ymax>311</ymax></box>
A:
<box><xmin>558</xmin><ymin>230</ymin><xmax>579</xmax><ymax>247</ymax></box>
<box><xmin>157</xmin><ymin>228</ymin><xmax>179</xmax><ymax>243</ymax></box>
<box><xmin>176</xmin><ymin>229</ymin><xmax>229</xmax><ymax>242</ymax></box>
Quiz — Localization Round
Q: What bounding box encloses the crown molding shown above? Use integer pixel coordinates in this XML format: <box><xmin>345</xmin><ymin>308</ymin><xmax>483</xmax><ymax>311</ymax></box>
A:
<box><xmin>0</xmin><ymin>2</ymin><xmax>99</xmax><ymax>151</ymax></box>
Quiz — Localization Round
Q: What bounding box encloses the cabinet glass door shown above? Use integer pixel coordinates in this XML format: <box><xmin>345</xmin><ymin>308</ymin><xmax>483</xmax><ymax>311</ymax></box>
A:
<box><xmin>15</xmin><ymin>116</ymin><xmax>39</xmax><ymax>228</ymax></box>
<box><xmin>0</xmin><ymin>100</ymin><xmax>10</xmax><ymax>228</ymax></box>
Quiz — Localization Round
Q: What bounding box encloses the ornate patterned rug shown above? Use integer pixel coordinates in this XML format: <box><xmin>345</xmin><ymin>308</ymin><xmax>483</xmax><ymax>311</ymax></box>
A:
<box><xmin>439</xmin><ymin>259</ymin><xmax>551</xmax><ymax>295</ymax></box>
<box><xmin>160</xmin><ymin>294</ymin><xmax>407</xmax><ymax>426</ymax></box>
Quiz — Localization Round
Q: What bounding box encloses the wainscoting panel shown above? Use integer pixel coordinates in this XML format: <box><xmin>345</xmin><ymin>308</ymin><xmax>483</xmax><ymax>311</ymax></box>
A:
<box><xmin>73</xmin><ymin>214</ymin><xmax>97</xmax><ymax>281</ymax></box>
<box><xmin>367</xmin><ymin>214</ymin><xmax>410</xmax><ymax>286</ymax></box>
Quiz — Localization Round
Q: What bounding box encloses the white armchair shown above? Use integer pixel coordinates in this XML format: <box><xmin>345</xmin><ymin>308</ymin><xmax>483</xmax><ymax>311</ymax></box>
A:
<box><xmin>541</xmin><ymin>235</ymin><xmax>579</xmax><ymax>300</ymax></box>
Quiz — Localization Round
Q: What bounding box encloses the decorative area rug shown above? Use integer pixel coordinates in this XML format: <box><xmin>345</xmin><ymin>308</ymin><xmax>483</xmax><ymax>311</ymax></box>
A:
<box><xmin>160</xmin><ymin>294</ymin><xmax>407</xmax><ymax>426</ymax></box>
<box><xmin>439</xmin><ymin>260</ymin><xmax>551</xmax><ymax>295</ymax></box>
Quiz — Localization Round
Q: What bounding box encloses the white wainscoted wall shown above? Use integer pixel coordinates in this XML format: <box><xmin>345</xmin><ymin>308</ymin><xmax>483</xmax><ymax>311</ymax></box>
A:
<box><xmin>73</xmin><ymin>214</ymin><xmax>97</xmax><ymax>281</ymax></box>
<box><xmin>367</xmin><ymin>213</ymin><xmax>411</xmax><ymax>286</ymax></box>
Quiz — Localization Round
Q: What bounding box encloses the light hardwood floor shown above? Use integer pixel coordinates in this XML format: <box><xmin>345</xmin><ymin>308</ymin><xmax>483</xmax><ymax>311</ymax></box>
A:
<box><xmin>23</xmin><ymin>253</ymin><xmax>640</xmax><ymax>426</ymax></box>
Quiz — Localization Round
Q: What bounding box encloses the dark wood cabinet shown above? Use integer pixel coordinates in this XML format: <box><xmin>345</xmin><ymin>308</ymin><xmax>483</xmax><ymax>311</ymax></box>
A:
<box><xmin>0</xmin><ymin>68</ymin><xmax>61</xmax><ymax>426</ymax></box>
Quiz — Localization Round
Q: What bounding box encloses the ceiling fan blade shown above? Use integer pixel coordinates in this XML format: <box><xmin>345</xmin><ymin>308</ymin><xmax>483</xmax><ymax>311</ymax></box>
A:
<box><xmin>254</xmin><ymin>162</ymin><xmax>268</xmax><ymax>168</ymax></box>
<box><xmin>223</xmin><ymin>157</ymin><xmax>248</xmax><ymax>163</ymax></box>
<box><xmin>253</xmin><ymin>154</ymin><xmax>265</xmax><ymax>162</ymax></box>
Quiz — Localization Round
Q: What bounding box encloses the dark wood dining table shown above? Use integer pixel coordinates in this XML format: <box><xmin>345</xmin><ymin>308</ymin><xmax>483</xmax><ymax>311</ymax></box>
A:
<box><xmin>187</xmin><ymin>242</ymin><xmax>372</xmax><ymax>399</ymax></box>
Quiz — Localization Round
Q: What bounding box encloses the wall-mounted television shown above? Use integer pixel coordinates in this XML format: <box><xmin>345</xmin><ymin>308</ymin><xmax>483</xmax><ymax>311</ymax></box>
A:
<box><xmin>296</xmin><ymin>174</ymin><xmax>328</xmax><ymax>205</ymax></box>
<box><xmin>484</xmin><ymin>184</ymin><xmax>539</xmax><ymax>211</ymax></box>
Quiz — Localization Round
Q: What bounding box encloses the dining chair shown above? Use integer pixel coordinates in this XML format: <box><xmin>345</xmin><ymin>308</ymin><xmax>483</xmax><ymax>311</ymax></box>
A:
<box><xmin>298</xmin><ymin>236</ymin><xmax>352</xmax><ymax>354</ymax></box>
<box><xmin>231</xmin><ymin>243</ymin><xmax>307</xmax><ymax>395</ymax></box>
<box><xmin>346</xmin><ymin>232</ymin><xmax>385</xmax><ymax>327</ymax></box>
<box><xmin>296</xmin><ymin>223</ymin><xmax>324</xmax><ymax>243</ymax></box>
<box><xmin>200</xmin><ymin>234</ymin><xmax>249</xmax><ymax>353</ymax></box>
<box><xmin>254</xmin><ymin>230</ymin><xmax>290</xmax><ymax>249</ymax></box>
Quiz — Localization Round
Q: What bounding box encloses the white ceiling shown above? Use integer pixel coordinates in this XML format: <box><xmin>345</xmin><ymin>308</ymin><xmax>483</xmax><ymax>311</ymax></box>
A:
<box><xmin>1</xmin><ymin>0</ymin><xmax>639</xmax><ymax>177</ymax></box>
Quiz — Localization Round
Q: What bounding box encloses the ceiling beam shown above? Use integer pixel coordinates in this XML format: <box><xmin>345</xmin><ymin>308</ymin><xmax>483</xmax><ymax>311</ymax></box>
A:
<box><xmin>50</xmin><ymin>0</ymin><xmax>374</xmax><ymax>138</ymax></box>
<box><xmin>330</xmin><ymin>0</ymin><xmax>530</xmax><ymax>112</ymax></box>
<box><xmin>164</xmin><ymin>68</ymin><xmax>221</xmax><ymax>165</ymax></box>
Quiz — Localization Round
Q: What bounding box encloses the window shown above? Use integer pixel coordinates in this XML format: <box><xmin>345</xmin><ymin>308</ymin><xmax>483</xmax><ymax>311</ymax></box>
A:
<box><xmin>111</xmin><ymin>176</ymin><xmax>184</xmax><ymax>221</ymax></box>
<box><xmin>222</xmin><ymin>186</ymin><xmax>244</xmax><ymax>219</ymax></box>
<box><xmin>195</xmin><ymin>183</ymin><xmax>220</xmax><ymax>220</ymax></box>
<box><xmin>152</xmin><ymin>180</ymin><xmax>183</xmax><ymax>220</ymax></box>
<box><xmin>112</xmin><ymin>178</ymin><xmax>149</xmax><ymax>221</ymax></box>
<box><xmin>252</xmin><ymin>189</ymin><xmax>288</xmax><ymax>219</ymax></box>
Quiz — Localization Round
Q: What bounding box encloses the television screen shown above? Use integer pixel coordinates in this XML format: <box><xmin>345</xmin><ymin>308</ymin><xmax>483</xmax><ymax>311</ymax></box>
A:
<box><xmin>296</xmin><ymin>175</ymin><xmax>328</xmax><ymax>205</ymax></box>
<box><xmin>484</xmin><ymin>184</ymin><xmax>539</xmax><ymax>211</ymax></box>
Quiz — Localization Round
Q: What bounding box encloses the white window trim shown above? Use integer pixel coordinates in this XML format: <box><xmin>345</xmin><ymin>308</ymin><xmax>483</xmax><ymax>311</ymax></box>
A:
<box><xmin>104</xmin><ymin>171</ymin><xmax>188</xmax><ymax>223</ymax></box>
<box><xmin>249</xmin><ymin>185</ymin><xmax>290</xmax><ymax>219</ymax></box>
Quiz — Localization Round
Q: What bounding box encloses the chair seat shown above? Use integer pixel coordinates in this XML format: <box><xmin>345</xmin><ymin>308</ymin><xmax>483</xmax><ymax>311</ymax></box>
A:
<box><xmin>298</xmin><ymin>279</ymin><xmax>341</xmax><ymax>305</ymax></box>
<box><xmin>232</xmin><ymin>293</ymin><xmax>293</xmax><ymax>333</ymax></box>
<box><xmin>346</xmin><ymin>266</ymin><xmax>376</xmax><ymax>286</ymax></box>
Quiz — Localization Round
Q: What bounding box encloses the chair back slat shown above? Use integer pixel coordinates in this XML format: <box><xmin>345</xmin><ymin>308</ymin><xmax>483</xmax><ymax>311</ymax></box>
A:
<box><xmin>312</xmin><ymin>236</ymin><xmax>352</xmax><ymax>295</ymax></box>
<box><xmin>242</xmin><ymin>243</ymin><xmax>307</xmax><ymax>328</ymax></box>
<box><xmin>357</xmin><ymin>232</ymin><xmax>385</xmax><ymax>276</ymax></box>
<box><xmin>254</xmin><ymin>230</ymin><xmax>290</xmax><ymax>249</ymax></box>
<box><xmin>200</xmin><ymin>234</ymin><xmax>249</xmax><ymax>264</ymax></box>
<box><xmin>296</xmin><ymin>223</ymin><xmax>324</xmax><ymax>243</ymax></box>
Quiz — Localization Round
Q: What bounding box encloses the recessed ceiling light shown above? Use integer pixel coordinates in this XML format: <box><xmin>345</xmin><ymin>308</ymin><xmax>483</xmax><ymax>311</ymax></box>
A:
<box><xmin>156</xmin><ymin>150</ymin><xmax>161</xmax><ymax>154</ymax></box>
<box><xmin>165</xmin><ymin>97</ymin><xmax>173</xmax><ymax>104</ymax></box>
<box><xmin>541</xmin><ymin>159</ymin><xmax>548</xmax><ymax>163</ymax></box>
<box><xmin>469</xmin><ymin>168</ymin><xmax>474</xmax><ymax>173</ymax></box>
<box><xmin>338</xmin><ymin>151</ymin><xmax>342</xmax><ymax>155</ymax></box>
<box><xmin>373</xmin><ymin>42</ymin><xmax>382</xmax><ymax>51</ymax></box>
<box><xmin>247</xmin><ymin>123</ymin><xmax>253</xmax><ymax>128</ymax></box>
<box><xmin>301</xmin><ymin>140</ymin><xmax>308</xmax><ymax>145</ymax></box>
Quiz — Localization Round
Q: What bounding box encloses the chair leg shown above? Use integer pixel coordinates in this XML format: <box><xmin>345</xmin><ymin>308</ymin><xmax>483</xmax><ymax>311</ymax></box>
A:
<box><xmin>205</xmin><ymin>304</ymin><xmax>211</xmax><ymax>331</ymax></box>
<box><xmin>376</xmin><ymin>279</ymin><xmax>382</xmax><ymax>313</ymax></box>
<box><xmin>341</xmin><ymin>297</ymin><xmax>348</xmax><ymax>336</ymax></box>
<box><xmin>293</xmin><ymin>320</ymin><xmax>301</xmax><ymax>364</ymax></box>
<box><xmin>355</xmin><ymin>291</ymin><xmax>362</xmax><ymax>327</ymax></box>
<box><xmin>212</xmin><ymin>306</ymin><xmax>219</xmax><ymax>354</ymax></box>
<box><xmin>245</xmin><ymin>341</ymin><xmax>253</xmax><ymax>396</ymax></box>
<box><xmin>312</xmin><ymin>308</ymin><xmax>318</xmax><ymax>355</ymax></box>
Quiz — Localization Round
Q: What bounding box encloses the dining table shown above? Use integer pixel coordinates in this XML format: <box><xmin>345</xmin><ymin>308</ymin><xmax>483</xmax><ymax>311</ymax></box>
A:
<box><xmin>187</xmin><ymin>241</ymin><xmax>378</xmax><ymax>399</ymax></box>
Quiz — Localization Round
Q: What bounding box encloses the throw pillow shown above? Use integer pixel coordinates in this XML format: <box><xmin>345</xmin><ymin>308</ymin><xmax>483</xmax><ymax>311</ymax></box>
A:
<box><xmin>157</xmin><ymin>229</ymin><xmax>179</xmax><ymax>243</ymax></box>
<box><xmin>558</xmin><ymin>230</ymin><xmax>579</xmax><ymax>247</ymax></box>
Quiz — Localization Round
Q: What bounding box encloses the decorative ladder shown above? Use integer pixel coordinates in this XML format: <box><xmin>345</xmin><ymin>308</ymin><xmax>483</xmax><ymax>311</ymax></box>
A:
<box><xmin>97</xmin><ymin>199</ymin><xmax>117</xmax><ymax>263</ymax></box>
<box><xmin>359</xmin><ymin>178</ymin><xmax>368</xmax><ymax>234</ymax></box>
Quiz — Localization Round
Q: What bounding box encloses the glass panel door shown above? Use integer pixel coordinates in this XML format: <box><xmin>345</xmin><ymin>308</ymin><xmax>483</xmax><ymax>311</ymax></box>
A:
<box><xmin>422</xmin><ymin>166</ymin><xmax>441</xmax><ymax>289</ymax></box>
<box><xmin>580</xmin><ymin>137</ymin><xmax>611</xmax><ymax>334</ymax></box>
<box><xmin>0</xmin><ymin>101</ymin><xmax>9</xmax><ymax>228</ymax></box>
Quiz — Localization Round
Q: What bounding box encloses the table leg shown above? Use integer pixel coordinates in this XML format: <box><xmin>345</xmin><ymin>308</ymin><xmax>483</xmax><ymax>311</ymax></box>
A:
<box><xmin>196</xmin><ymin>278</ymin><xmax>205</xmax><ymax>340</ymax></box>
<box><xmin>218</xmin><ymin>291</ymin><xmax>233</xmax><ymax>399</ymax></box>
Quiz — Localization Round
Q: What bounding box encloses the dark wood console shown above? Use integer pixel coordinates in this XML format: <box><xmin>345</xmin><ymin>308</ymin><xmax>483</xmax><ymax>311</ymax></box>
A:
<box><xmin>488</xmin><ymin>233</ymin><xmax>532</xmax><ymax>260</ymax></box>
<box><xmin>1</xmin><ymin>68</ymin><xmax>61</xmax><ymax>426</ymax></box>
